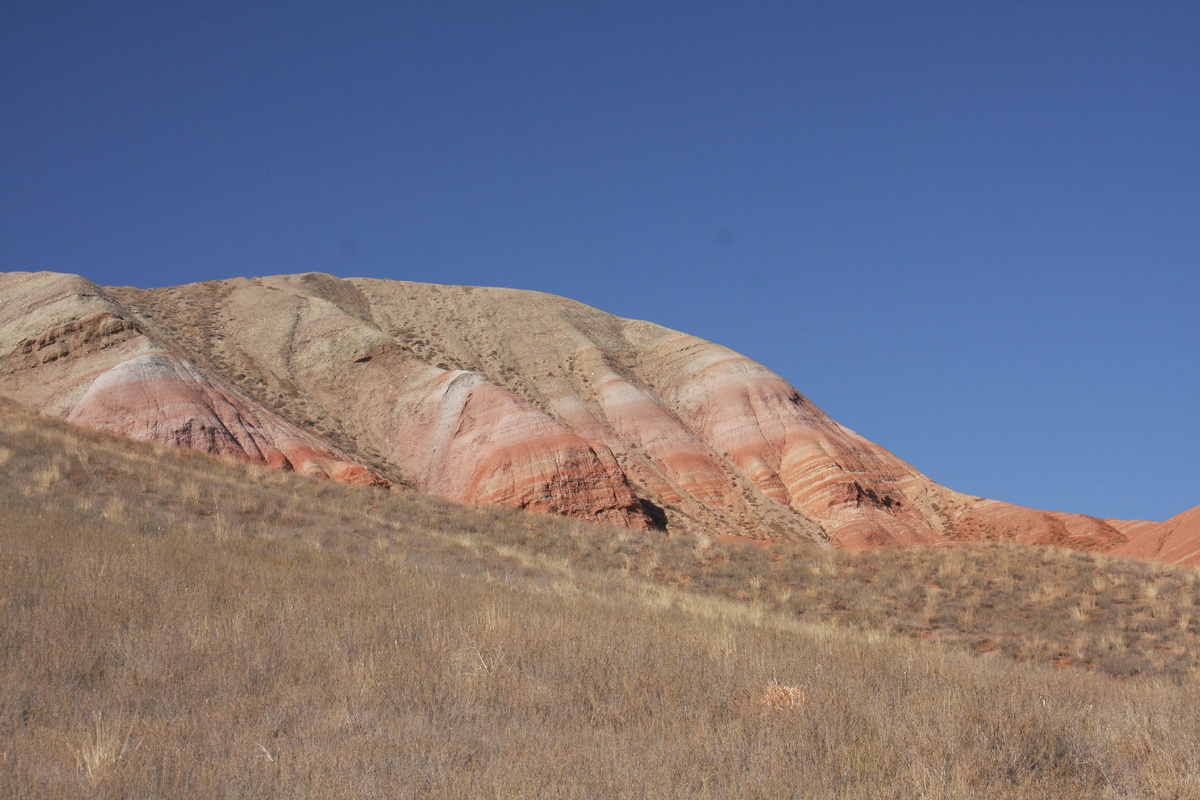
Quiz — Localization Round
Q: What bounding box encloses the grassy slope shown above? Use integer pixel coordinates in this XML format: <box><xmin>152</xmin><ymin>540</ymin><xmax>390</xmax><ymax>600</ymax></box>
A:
<box><xmin>493</xmin><ymin>520</ymin><xmax>1200</xmax><ymax>682</ymax></box>
<box><xmin>1</xmin><ymin>398</ymin><xmax>1199</xmax><ymax>799</ymax></box>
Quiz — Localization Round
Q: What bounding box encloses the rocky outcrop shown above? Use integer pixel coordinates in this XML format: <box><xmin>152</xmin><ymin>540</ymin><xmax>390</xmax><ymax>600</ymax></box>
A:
<box><xmin>66</xmin><ymin>351</ymin><xmax>384</xmax><ymax>485</ymax></box>
<box><xmin>641</xmin><ymin>333</ymin><xmax>955</xmax><ymax>548</ymax></box>
<box><xmin>390</xmin><ymin>368</ymin><xmax>649</xmax><ymax>526</ymax></box>
<box><xmin>0</xmin><ymin>269</ymin><xmax>1191</xmax><ymax>560</ymax></box>
<box><xmin>68</xmin><ymin>351</ymin><xmax>288</xmax><ymax>463</ymax></box>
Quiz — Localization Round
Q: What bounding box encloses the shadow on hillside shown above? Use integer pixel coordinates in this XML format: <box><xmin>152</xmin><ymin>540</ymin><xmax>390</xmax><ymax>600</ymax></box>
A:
<box><xmin>638</xmin><ymin>498</ymin><xmax>669</xmax><ymax>531</ymax></box>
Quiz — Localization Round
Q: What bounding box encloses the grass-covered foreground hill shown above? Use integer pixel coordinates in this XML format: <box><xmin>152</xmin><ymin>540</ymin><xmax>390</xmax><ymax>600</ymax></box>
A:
<box><xmin>1</xmin><ymin>397</ymin><xmax>1198</xmax><ymax>799</ymax></box>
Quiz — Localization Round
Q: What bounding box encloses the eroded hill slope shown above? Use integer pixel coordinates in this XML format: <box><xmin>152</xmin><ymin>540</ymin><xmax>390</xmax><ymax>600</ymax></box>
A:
<box><xmin>1</xmin><ymin>270</ymin><xmax>1192</xmax><ymax>558</ymax></box>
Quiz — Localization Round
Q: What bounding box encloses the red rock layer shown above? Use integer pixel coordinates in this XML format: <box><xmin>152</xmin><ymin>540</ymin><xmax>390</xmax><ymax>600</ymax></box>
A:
<box><xmin>66</xmin><ymin>352</ymin><xmax>386</xmax><ymax>486</ymax></box>
<box><xmin>949</xmin><ymin>499</ymin><xmax>1127</xmax><ymax>550</ymax></box>
<box><xmin>647</xmin><ymin>334</ymin><xmax>948</xmax><ymax>548</ymax></box>
<box><xmin>390</xmin><ymin>369</ymin><xmax>650</xmax><ymax>527</ymax></box>
<box><xmin>595</xmin><ymin>372</ymin><xmax>736</xmax><ymax>506</ymax></box>
<box><xmin>1108</xmin><ymin>505</ymin><xmax>1200</xmax><ymax>566</ymax></box>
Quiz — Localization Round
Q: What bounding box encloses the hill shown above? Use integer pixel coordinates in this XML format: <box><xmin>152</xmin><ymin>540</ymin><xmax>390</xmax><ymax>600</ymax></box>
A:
<box><xmin>1</xmin><ymin>270</ymin><xmax>1195</xmax><ymax>563</ymax></box>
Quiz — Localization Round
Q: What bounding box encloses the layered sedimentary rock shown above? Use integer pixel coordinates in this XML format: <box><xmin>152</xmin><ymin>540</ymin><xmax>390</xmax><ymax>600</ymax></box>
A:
<box><xmin>390</xmin><ymin>368</ymin><xmax>648</xmax><ymax>526</ymax></box>
<box><xmin>640</xmin><ymin>333</ymin><xmax>955</xmax><ymax>548</ymax></box>
<box><xmin>1108</xmin><ymin>506</ymin><xmax>1200</xmax><ymax>567</ymax></box>
<box><xmin>0</xmin><ymin>272</ymin><xmax>386</xmax><ymax>488</ymax></box>
<box><xmin>948</xmin><ymin>500</ymin><xmax>1129</xmax><ymax>550</ymax></box>
<box><xmin>67</xmin><ymin>351</ymin><xmax>383</xmax><ymax>485</ymax></box>
<box><xmin>0</xmin><ymin>269</ymin><xmax>1191</xmax><ymax>560</ymax></box>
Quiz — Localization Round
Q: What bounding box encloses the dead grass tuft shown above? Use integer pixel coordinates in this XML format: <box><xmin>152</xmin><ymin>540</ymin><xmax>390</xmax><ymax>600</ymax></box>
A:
<box><xmin>74</xmin><ymin>712</ymin><xmax>139</xmax><ymax>788</ymax></box>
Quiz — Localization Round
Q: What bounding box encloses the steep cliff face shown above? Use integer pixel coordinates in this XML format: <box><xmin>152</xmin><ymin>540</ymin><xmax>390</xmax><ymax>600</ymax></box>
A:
<box><xmin>0</xmin><ymin>270</ymin><xmax>1189</xmax><ymax>560</ymax></box>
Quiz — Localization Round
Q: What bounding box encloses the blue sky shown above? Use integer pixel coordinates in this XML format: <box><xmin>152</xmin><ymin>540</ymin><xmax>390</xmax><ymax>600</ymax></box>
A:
<box><xmin>3</xmin><ymin>2</ymin><xmax>1196</xmax><ymax>522</ymax></box>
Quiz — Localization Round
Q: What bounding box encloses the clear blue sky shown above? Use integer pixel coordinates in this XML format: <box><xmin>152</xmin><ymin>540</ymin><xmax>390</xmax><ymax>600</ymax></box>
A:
<box><xmin>3</xmin><ymin>2</ymin><xmax>1196</xmax><ymax>522</ymax></box>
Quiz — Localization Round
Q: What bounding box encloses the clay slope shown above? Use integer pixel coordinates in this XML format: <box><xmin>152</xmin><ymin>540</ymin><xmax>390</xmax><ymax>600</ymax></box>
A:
<box><xmin>1107</xmin><ymin>506</ymin><xmax>1200</xmax><ymax>567</ymax></box>
<box><xmin>0</xmin><ymin>270</ymin><xmax>1184</xmax><ymax>559</ymax></box>
<box><xmin>0</xmin><ymin>272</ymin><xmax>385</xmax><ymax>487</ymax></box>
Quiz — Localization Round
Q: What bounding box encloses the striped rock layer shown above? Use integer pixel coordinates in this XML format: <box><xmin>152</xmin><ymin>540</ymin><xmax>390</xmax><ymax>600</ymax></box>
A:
<box><xmin>0</xmin><ymin>270</ymin><xmax>1193</xmax><ymax>561</ymax></box>
<box><xmin>1108</xmin><ymin>507</ymin><xmax>1200</xmax><ymax>567</ymax></box>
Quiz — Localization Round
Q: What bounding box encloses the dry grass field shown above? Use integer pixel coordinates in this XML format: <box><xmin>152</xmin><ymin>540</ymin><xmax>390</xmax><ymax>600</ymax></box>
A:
<box><xmin>490</xmin><ymin>516</ymin><xmax>1200</xmax><ymax>683</ymax></box>
<box><xmin>2</xmin><ymin>398</ymin><xmax>1199</xmax><ymax>798</ymax></box>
